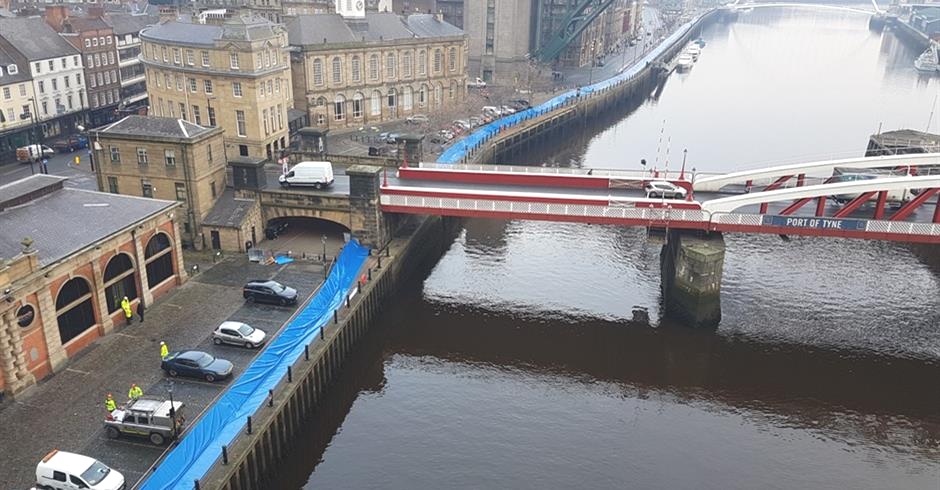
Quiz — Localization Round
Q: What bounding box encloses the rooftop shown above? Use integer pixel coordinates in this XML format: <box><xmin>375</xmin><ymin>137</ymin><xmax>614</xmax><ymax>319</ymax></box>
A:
<box><xmin>202</xmin><ymin>190</ymin><xmax>257</xmax><ymax>229</ymax></box>
<box><xmin>62</xmin><ymin>16</ymin><xmax>112</xmax><ymax>33</ymax></box>
<box><xmin>0</xmin><ymin>42</ymin><xmax>30</xmax><ymax>84</ymax></box>
<box><xmin>0</xmin><ymin>176</ymin><xmax>176</xmax><ymax>266</ymax></box>
<box><xmin>0</xmin><ymin>17</ymin><xmax>79</xmax><ymax>60</ymax></box>
<box><xmin>140</xmin><ymin>15</ymin><xmax>282</xmax><ymax>47</ymax></box>
<box><xmin>106</xmin><ymin>13</ymin><xmax>159</xmax><ymax>35</ymax></box>
<box><xmin>287</xmin><ymin>12</ymin><xmax>462</xmax><ymax>47</ymax></box>
<box><xmin>93</xmin><ymin>115</ymin><xmax>216</xmax><ymax>140</ymax></box>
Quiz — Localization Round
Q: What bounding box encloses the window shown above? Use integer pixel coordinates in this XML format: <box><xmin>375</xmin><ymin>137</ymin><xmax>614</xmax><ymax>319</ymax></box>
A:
<box><xmin>207</xmin><ymin>145</ymin><xmax>213</xmax><ymax>163</ymax></box>
<box><xmin>332</xmin><ymin>57</ymin><xmax>342</xmax><ymax>84</ymax></box>
<box><xmin>104</xmin><ymin>254</ymin><xmax>137</xmax><ymax>313</ymax></box>
<box><xmin>38</xmin><ymin>81</ymin><xmax>44</xmax><ymax>94</ymax></box>
<box><xmin>175</xmin><ymin>182</ymin><xmax>186</xmax><ymax>201</ymax></box>
<box><xmin>433</xmin><ymin>50</ymin><xmax>442</xmax><ymax>73</ymax></box>
<box><xmin>189</xmin><ymin>78</ymin><xmax>197</xmax><ymax>93</ymax></box>
<box><xmin>9</xmin><ymin>65</ymin><xmax>17</xmax><ymax>76</ymax></box>
<box><xmin>263</xmin><ymin>51</ymin><xmax>270</xmax><ymax>67</ymax></box>
<box><xmin>141</xmin><ymin>179</ymin><xmax>153</xmax><ymax>198</ymax></box>
<box><xmin>193</xmin><ymin>105</ymin><xmax>201</xmax><ymax>125</ymax></box>
<box><xmin>110</xmin><ymin>146</ymin><xmax>120</xmax><ymax>163</ymax></box>
<box><xmin>75</xmin><ymin>74</ymin><xmax>81</xmax><ymax>86</ymax></box>
<box><xmin>64</xmin><ymin>76</ymin><xmax>69</xmax><ymax>88</ymax></box>
<box><xmin>333</xmin><ymin>95</ymin><xmax>345</xmax><ymax>121</ymax></box>
<box><xmin>403</xmin><ymin>86</ymin><xmax>413</xmax><ymax>110</ymax></box>
<box><xmin>33</xmin><ymin>62</ymin><xmax>40</xmax><ymax>74</ymax></box>
<box><xmin>272</xmin><ymin>49</ymin><xmax>278</xmax><ymax>65</ymax></box>
<box><xmin>1</xmin><ymin>87</ymin><xmax>8</xmax><ymax>100</ymax></box>
<box><xmin>162</xmin><ymin>47</ymin><xmax>168</xmax><ymax>62</ymax></box>
<box><xmin>107</xmin><ymin>37</ymin><xmax>112</xmax><ymax>45</ymax></box>
<box><xmin>163</xmin><ymin>149</ymin><xmax>176</xmax><ymax>166</ymax></box>
<box><xmin>208</xmin><ymin>107</ymin><xmax>216</xmax><ymax>127</ymax></box>
<box><xmin>230</xmin><ymin>51</ymin><xmax>239</xmax><ymax>69</ymax></box>
<box><xmin>92</xmin><ymin>93</ymin><xmax>98</xmax><ymax>108</ymax></box>
<box><xmin>178</xmin><ymin>103</ymin><xmax>186</xmax><ymax>121</ymax></box>
<box><xmin>275</xmin><ymin>79</ymin><xmax>280</xmax><ymax>93</ymax></box>
<box><xmin>107</xmin><ymin>176</ymin><xmax>119</xmax><ymax>193</ymax></box>
<box><xmin>312</xmin><ymin>58</ymin><xmax>323</xmax><ymax>86</ymax></box>
<box><xmin>403</xmin><ymin>51</ymin><xmax>412</xmax><ymax>77</ymax></box>
<box><xmin>144</xmin><ymin>233</ymin><xmax>174</xmax><ymax>288</ymax></box>
<box><xmin>103</xmin><ymin>71</ymin><xmax>110</xmax><ymax>85</ymax></box>
<box><xmin>267</xmin><ymin>80</ymin><xmax>272</xmax><ymax>95</ymax></box>
<box><xmin>210</xmin><ymin>181</ymin><xmax>217</xmax><ymax>198</ymax></box>
<box><xmin>351</xmin><ymin>56</ymin><xmax>361</xmax><ymax>83</ymax></box>
<box><xmin>263</xmin><ymin>108</ymin><xmax>269</xmax><ymax>134</ymax></box>
<box><xmin>449</xmin><ymin>47</ymin><xmax>457</xmax><ymax>71</ymax></box>
<box><xmin>352</xmin><ymin>93</ymin><xmax>363</xmax><ymax>118</ymax></box>
<box><xmin>61</xmin><ymin>58</ymin><xmax>66</xmax><ymax>69</ymax></box>
<box><xmin>137</xmin><ymin>148</ymin><xmax>148</xmax><ymax>165</ymax></box>
<box><xmin>204</xmin><ymin>80</ymin><xmax>213</xmax><ymax>94</ymax></box>
<box><xmin>232</xmin><ymin>82</ymin><xmax>242</xmax><ymax>97</ymax></box>
<box><xmin>86</xmin><ymin>54</ymin><xmax>93</xmax><ymax>67</ymax></box>
<box><xmin>109</xmin><ymin>52</ymin><xmax>114</xmax><ymax>65</ymax></box>
<box><xmin>173</xmin><ymin>48</ymin><xmax>181</xmax><ymax>64</ymax></box>
<box><xmin>55</xmin><ymin>278</ymin><xmax>95</xmax><ymax>347</ymax></box>
<box><xmin>93</xmin><ymin>38</ymin><xmax>99</xmax><ymax>47</ymax></box>
<box><xmin>175</xmin><ymin>76</ymin><xmax>182</xmax><ymax>91</ymax></box>
<box><xmin>202</xmin><ymin>50</ymin><xmax>210</xmax><ymax>66</ymax></box>
<box><xmin>236</xmin><ymin>110</ymin><xmax>246</xmax><ymax>136</ymax></box>
<box><xmin>386</xmin><ymin>53</ymin><xmax>396</xmax><ymax>79</ymax></box>
<box><xmin>85</xmin><ymin>39</ymin><xmax>91</xmax><ymax>48</ymax></box>
<box><xmin>186</xmin><ymin>50</ymin><xmax>194</xmax><ymax>65</ymax></box>
<box><xmin>369</xmin><ymin>54</ymin><xmax>378</xmax><ymax>81</ymax></box>
<box><xmin>67</xmin><ymin>94</ymin><xmax>73</xmax><ymax>110</ymax></box>
<box><xmin>418</xmin><ymin>50</ymin><xmax>426</xmax><ymax>75</ymax></box>
<box><xmin>370</xmin><ymin>90</ymin><xmax>381</xmax><ymax>116</ymax></box>
<box><xmin>419</xmin><ymin>85</ymin><xmax>427</xmax><ymax>105</ymax></box>
<box><xmin>259</xmin><ymin>84</ymin><xmax>265</xmax><ymax>99</ymax></box>
<box><xmin>387</xmin><ymin>88</ymin><xmax>396</xmax><ymax>108</ymax></box>
<box><xmin>41</xmin><ymin>101</ymin><xmax>47</xmax><ymax>115</ymax></box>
<box><xmin>51</xmin><ymin>78</ymin><xmax>58</xmax><ymax>91</ymax></box>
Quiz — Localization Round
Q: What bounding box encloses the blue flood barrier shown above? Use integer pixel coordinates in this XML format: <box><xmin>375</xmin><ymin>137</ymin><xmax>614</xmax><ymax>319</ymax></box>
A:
<box><xmin>140</xmin><ymin>239</ymin><xmax>370</xmax><ymax>490</ymax></box>
<box><xmin>436</xmin><ymin>16</ymin><xmax>699</xmax><ymax>165</ymax></box>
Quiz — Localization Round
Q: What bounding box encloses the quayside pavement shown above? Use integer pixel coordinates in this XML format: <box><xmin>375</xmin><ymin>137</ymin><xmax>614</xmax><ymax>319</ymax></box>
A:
<box><xmin>0</xmin><ymin>254</ymin><xmax>325</xmax><ymax>490</ymax></box>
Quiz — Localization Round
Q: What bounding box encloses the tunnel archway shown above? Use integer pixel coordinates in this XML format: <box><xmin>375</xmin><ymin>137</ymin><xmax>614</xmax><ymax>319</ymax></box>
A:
<box><xmin>260</xmin><ymin>216</ymin><xmax>351</xmax><ymax>258</ymax></box>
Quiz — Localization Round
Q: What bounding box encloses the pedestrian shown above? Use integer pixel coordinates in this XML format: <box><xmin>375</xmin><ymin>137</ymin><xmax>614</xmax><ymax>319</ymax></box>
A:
<box><xmin>128</xmin><ymin>383</ymin><xmax>143</xmax><ymax>400</ymax></box>
<box><xmin>105</xmin><ymin>393</ymin><xmax>116</xmax><ymax>413</ymax></box>
<box><xmin>121</xmin><ymin>296</ymin><xmax>132</xmax><ymax>324</ymax></box>
<box><xmin>136</xmin><ymin>301</ymin><xmax>145</xmax><ymax>323</ymax></box>
<box><xmin>160</xmin><ymin>341</ymin><xmax>169</xmax><ymax>360</ymax></box>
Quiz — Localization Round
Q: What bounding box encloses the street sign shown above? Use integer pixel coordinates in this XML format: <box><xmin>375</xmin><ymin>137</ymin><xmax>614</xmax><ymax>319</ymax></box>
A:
<box><xmin>762</xmin><ymin>215</ymin><xmax>866</xmax><ymax>231</ymax></box>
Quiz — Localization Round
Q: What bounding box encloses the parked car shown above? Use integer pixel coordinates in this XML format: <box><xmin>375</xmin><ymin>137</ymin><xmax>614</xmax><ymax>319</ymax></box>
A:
<box><xmin>406</xmin><ymin>114</ymin><xmax>429</xmax><ymax>124</ymax></box>
<box><xmin>500</xmin><ymin>105</ymin><xmax>517</xmax><ymax>115</ymax></box>
<box><xmin>161</xmin><ymin>350</ymin><xmax>234</xmax><ymax>382</ymax></box>
<box><xmin>104</xmin><ymin>397</ymin><xmax>185</xmax><ymax>445</ymax></box>
<box><xmin>264</xmin><ymin>221</ymin><xmax>288</xmax><ymax>239</ymax></box>
<box><xmin>644</xmin><ymin>180</ymin><xmax>688</xmax><ymax>199</ymax></box>
<box><xmin>467</xmin><ymin>77</ymin><xmax>487</xmax><ymax>88</ymax></box>
<box><xmin>278</xmin><ymin>161</ymin><xmax>334</xmax><ymax>189</ymax></box>
<box><xmin>482</xmin><ymin>106</ymin><xmax>502</xmax><ymax>118</ymax></box>
<box><xmin>453</xmin><ymin>120</ymin><xmax>470</xmax><ymax>131</ymax></box>
<box><xmin>213</xmin><ymin>321</ymin><xmax>267</xmax><ymax>348</ymax></box>
<box><xmin>15</xmin><ymin>144</ymin><xmax>54</xmax><ymax>162</ymax></box>
<box><xmin>369</xmin><ymin>145</ymin><xmax>391</xmax><ymax>156</ymax></box>
<box><xmin>36</xmin><ymin>450</ymin><xmax>125</xmax><ymax>490</ymax></box>
<box><xmin>243</xmin><ymin>279</ymin><xmax>298</xmax><ymax>306</ymax></box>
<box><xmin>469</xmin><ymin>116</ymin><xmax>483</xmax><ymax>127</ymax></box>
<box><xmin>510</xmin><ymin>98</ymin><xmax>532</xmax><ymax>109</ymax></box>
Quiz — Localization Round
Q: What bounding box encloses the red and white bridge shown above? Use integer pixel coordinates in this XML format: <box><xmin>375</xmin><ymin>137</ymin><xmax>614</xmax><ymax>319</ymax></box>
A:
<box><xmin>379</xmin><ymin>153</ymin><xmax>940</xmax><ymax>243</ymax></box>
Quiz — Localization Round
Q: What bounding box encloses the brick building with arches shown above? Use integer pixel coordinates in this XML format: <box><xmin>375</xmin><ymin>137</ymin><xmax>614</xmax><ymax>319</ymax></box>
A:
<box><xmin>0</xmin><ymin>175</ymin><xmax>184</xmax><ymax>398</ymax></box>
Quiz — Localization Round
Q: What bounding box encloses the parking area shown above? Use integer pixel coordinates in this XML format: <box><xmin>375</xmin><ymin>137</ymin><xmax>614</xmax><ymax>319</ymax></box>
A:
<box><xmin>0</xmin><ymin>256</ymin><xmax>324</xmax><ymax>490</ymax></box>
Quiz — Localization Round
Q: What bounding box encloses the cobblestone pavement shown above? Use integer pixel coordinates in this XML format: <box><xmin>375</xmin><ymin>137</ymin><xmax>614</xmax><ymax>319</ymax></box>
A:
<box><xmin>0</xmin><ymin>256</ymin><xmax>325</xmax><ymax>490</ymax></box>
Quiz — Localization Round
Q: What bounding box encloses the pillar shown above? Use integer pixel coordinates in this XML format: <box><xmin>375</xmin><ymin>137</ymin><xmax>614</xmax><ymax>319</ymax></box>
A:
<box><xmin>132</xmin><ymin>230</ymin><xmax>154</xmax><ymax>307</ymax></box>
<box><xmin>0</xmin><ymin>308</ymin><xmax>36</xmax><ymax>397</ymax></box>
<box><xmin>660</xmin><ymin>230</ymin><xmax>725</xmax><ymax>328</ymax></box>
<box><xmin>347</xmin><ymin>165</ymin><xmax>390</xmax><ymax>248</ymax></box>
<box><xmin>36</xmin><ymin>286</ymin><xmax>68</xmax><ymax>373</ymax></box>
<box><xmin>91</xmin><ymin>255</ymin><xmax>114</xmax><ymax>334</ymax></box>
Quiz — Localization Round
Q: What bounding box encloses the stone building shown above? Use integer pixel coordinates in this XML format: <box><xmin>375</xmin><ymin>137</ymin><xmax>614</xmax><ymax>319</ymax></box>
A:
<box><xmin>462</xmin><ymin>0</ymin><xmax>533</xmax><ymax>83</ymax></box>
<box><xmin>106</xmin><ymin>12</ymin><xmax>159</xmax><ymax>115</ymax></box>
<box><xmin>45</xmin><ymin>6</ymin><xmax>122</xmax><ymax>127</ymax></box>
<box><xmin>0</xmin><ymin>41</ymin><xmax>36</xmax><ymax>163</ymax></box>
<box><xmin>0</xmin><ymin>17</ymin><xmax>86</xmax><ymax>140</ymax></box>
<box><xmin>140</xmin><ymin>15</ymin><xmax>293</xmax><ymax>160</ymax></box>
<box><xmin>287</xmin><ymin>3</ymin><xmax>467</xmax><ymax>130</ymax></box>
<box><xmin>91</xmin><ymin>115</ymin><xmax>226</xmax><ymax>249</ymax></box>
<box><xmin>0</xmin><ymin>174</ymin><xmax>184</xmax><ymax>398</ymax></box>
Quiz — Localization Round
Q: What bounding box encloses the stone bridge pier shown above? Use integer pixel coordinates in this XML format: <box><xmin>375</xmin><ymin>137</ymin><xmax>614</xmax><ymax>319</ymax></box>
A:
<box><xmin>660</xmin><ymin>230</ymin><xmax>725</xmax><ymax>328</ymax></box>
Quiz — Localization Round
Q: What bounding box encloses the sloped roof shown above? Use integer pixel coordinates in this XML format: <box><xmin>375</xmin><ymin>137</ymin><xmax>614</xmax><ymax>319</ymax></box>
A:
<box><xmin>202</xmin><ymin>190</ymin><xmax>257</xmax><ymax>228</ymax></box>
<box><xmin>0</xmin><ymin>17</ymin><xmax>79</xmax><ymax>61</ymax></box>
<box><xmin>93</xmin><ymin>115</ymin><xmax>214</xmax><ymax>140</ymax></box>
<box><xmin>287</xmin><ymin>12</ymin><xmax>462</xmax><ymax>47</ymax></box>
<box><xmin>64</xmin><ymin>17</ymin><xmax>112</xmax><ymax>33</ymax></box>
<box><xmin>106</xmin><ymin>13</ymin><xmax>159</xmax><ymax>35</ymax></box>
<box><xmin>0</xmin><ymin>41</ymin><xmax>30</xmax><ymax>84</ymax></box>
<box><xmin>141</xmin><ymin>14</ymin><xmax>281</xmax><ymax>47</ymax></box>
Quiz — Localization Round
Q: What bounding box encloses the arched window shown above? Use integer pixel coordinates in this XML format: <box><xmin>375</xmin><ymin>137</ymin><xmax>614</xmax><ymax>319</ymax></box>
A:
<box><xmin>352</xmin><ymin>92</ymin><xmax>364</xmax><ymax>118</ymax></box>
<box><xmin>433</xmin><ymin>49</ymin><xmax>442</xmax><ymax>73</ymax></box>
<box><xmin>369</xmin><ymin>54</ymin><xmax>379</xmax><ymax>81</ymax></box>
<box><xmin>418</xmin><ymin>84</ymin><xmax>427</xmax><ymax>106</ymax></box>
<box><xmin>331</xmin><ymin>56</ymin><xmax>342</xmax><ymax>84</ymax></box>
<box><xmin>312</xmin><ymin>58</ymin><xmax>323</xmax><ymax>86</ymax></box>
<box><xmin>144</xmin><ymin>233</ymin><xmax>174</xmax><ymax>288</ymax></box>
<box><xmin>104</xmin><ymin>254</ymin><xmax>137</xmax><ymax>313</ymax></box>
<box><xmin>448</xmin><ymin>47</ymin><xmax>457</xmax><ymax>72</ymax></box>
<box><xmin>56</xmin><ymin>277</ymin><xmax>96</xmax><ymax>344</ymax></box>
<box><xmin>370</xmin><ymin>90</ymin><xmax>382</xmax><ymax>116</ymax></box>
<box><xmin>402</xmin><ymin>86</ymin><xmax>413</xmax><ymax>110</ymax></box>
<box><xmin>403</xmin><ymin>51</ymin><xmax>413</xmax><ymax>78</ymax></box>
<box><xmin>334</xmin><ymin>94</ymin><xmax>346</xmax><ymax>120</ymax></box>
<box><xmin>316</xmin><ymin>96</ymin><xmax>327</xmax><ymax>107</ymax></box>
<box><xmin>351</xmin><ymin>55</ymin><xmax>361</xmax><ymax>83</ymax></box>
<box><xmin>386</xmin><ymin>53</ymin><xmax>396</xmax><ymax>79</ymax></box>
<box><xmin>387</xmin><ymin>88</ymin><xmax>397</xmax><ymax>109</ymax></box>
<box><xmin>417</xmin><ymin>50</ymin><xmax>426</xmax><ymax>76</ymax></box>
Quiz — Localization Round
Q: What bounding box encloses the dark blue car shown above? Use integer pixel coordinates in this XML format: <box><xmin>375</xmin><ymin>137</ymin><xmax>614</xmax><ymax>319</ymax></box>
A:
<box><xmin>161</xmin><ymin>350</ymin><xmax>234</xmax><ymax>382</ymax></box>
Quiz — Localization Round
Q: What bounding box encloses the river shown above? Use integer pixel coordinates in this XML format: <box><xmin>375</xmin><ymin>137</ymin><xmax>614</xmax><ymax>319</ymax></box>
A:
<box><xmin>277</xmin><ymin>6</ymin><xmax>940</xmax><ymax>489</ymax></box>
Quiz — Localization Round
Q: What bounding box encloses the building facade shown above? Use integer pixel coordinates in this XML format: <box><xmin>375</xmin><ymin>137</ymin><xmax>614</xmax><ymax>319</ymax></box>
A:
<box><xmin>0</xmin><ymin>41</ymin><xmax>36</xmax><ymax>163</ymax></box>
<box><xmin>0</xmin><ymin>17</ymin><xmax>86</xmax><ymax>140</ymax></box>
<box><xmin>287</xmin><ymin>9</ymin><xmax>467</xmax><ymax>130</ymax></box>
<box><xmin>107</xmin><ymin>13</ymin><xmax>159</xmax><ymax>114</ymax></box>
<box><xmin>0</xmin><ymin>175</ymin><xmax>183</xmax><ymax>398</ymax></box>
<box><xmin>463</xmin><ymin>0</ymin><xmax>533</xmax><ymax>83</ymax></box>
<box><xmin>92</xmin><ymin>115</ymin><xmax>227</xmax><ymax>248</ymax></box>
<box><xmin>45</xmin><ymin>6</ymin><xmax>122</xmax><ymax>127</ymax></box>
<box><xmin>140</xmin><ymin>15</ymin><xmax>293</xmax><ymax>160</ymax></box>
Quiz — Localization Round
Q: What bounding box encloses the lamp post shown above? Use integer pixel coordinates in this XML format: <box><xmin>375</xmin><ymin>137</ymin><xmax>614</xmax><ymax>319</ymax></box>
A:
<box><xmin>167</xmin><ymin>380</ymin><xmax>177</xmax><ymax>441</ymax></box>
<box><xmin>19</xmin><ymin>106</ymin><xmax>36</xmax><ymax>176</ymax></box>
<box><xmin>321</xmin><ymin>235</ymin><xmax>327</xmax><ymax>262</ymax></box>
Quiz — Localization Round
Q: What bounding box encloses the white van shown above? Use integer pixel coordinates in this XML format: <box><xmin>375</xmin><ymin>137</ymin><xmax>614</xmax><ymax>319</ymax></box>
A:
<box><xmin>16</xmin><ymin>144</ymin><xmax>54</xmax><ymax>162</ymax></box>
<box><xmin>278</xmin><ymin>161</ymin><xmax>334</xmax><ymax>189</ymax></box>
<box><xmin>35</xmin><ymin>449</ymin><xmax>125</xmax><ymax>490</ymax></box>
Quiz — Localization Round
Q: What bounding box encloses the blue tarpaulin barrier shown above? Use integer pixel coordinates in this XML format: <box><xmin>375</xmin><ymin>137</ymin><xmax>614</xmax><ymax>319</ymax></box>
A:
<box><xmin>140</xmin><ymin>240</ymin><xmax>370</xmax><ymax>490</ymax></box>
<box><xmin>436</xmin><ymin>17</ymin><xmax>698</xmax><ymax>165</ymax></box>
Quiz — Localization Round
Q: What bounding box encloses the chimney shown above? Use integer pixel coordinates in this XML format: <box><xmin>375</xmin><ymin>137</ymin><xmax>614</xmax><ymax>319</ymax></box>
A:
<box><xmin>44</xmin><ymin>5</ymin><xmax>69</xmax><ymax>31</ymax></box>
<box><xmin>434</xmin><ymin>9</ymin><xmax>443</xmax><ymax>22</ymax></box>
<box><xmin>88</xmin><ymin>5</ymin><xmax>105</xmax><ymax>18</ymax></box>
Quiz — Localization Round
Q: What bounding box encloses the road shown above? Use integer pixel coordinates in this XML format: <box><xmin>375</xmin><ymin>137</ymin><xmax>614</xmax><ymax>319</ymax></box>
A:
<box><xmin>0</xmin><ymin>149</ymin><xmax>98</xmax><ymax>190</ymax></box>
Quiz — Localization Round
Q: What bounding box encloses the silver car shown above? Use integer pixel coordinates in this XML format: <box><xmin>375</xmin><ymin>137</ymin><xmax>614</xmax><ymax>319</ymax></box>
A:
<box><xmin>212</xmin><ymin>321</ymin><xmax>267</xmax><ymax>349</ymax></box>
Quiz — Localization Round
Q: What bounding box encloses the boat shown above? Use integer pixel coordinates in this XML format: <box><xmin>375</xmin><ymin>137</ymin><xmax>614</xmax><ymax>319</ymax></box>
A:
<box><xmin>676</xmin><ymin>53</ymin><xmax>694</xmax><ymax>72</ymax></box>
<box><xmin>686</xmin><ymin>44</ymin><xmax>702</xmax><ymax>61</ymax></box>
<box><xmin>914</xmin><ymin>42</ymin><xmax>940</xmax><ymax>74</ymax></box>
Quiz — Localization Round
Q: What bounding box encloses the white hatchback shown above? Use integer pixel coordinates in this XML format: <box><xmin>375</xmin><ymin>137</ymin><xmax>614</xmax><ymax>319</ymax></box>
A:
<box><xmin>212</xmin><ymin>321</ymin><xmax>267</xmax><ymax>349</ymax></box>
<box><xmin>644</xmin><ymin>180</ymin><xmax>688</xmax><ymax>199</ymax></box>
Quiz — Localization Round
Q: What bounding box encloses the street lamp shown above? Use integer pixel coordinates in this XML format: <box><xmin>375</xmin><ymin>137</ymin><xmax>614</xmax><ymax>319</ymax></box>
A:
<box><xmin>167</xmin><ymin>380</ymin><xmax>177</xmax><ymax>441</ymax></box>
<box><xmin>321</xmin><ymin>235</ymin><xmax>327</xmax><ymax>262</ymax></box>
<box><xmin>18</xmin><ymin>107</ymin><xmax>36</xmax><ymax>176</ymax></box>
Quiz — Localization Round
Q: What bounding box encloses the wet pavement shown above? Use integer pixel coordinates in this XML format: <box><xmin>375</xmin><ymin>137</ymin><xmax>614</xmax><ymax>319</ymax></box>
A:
<box><xmin>0</xmin><ymin>256</ymin><xmax>324</xmax><ymax>490</ymax></box>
